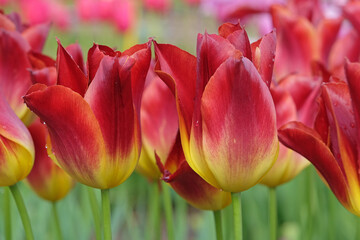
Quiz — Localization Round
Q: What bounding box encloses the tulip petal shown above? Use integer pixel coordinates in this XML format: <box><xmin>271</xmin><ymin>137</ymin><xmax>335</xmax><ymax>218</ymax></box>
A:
<box><xmin>0</xmin><ymin>94</ymin><xmax>34</xmax><ymax>186</ymax></box>
<box><xmin>28</xmin><ymin>51</ymin><xmax>56</xmax><ymax>69</ymax></box>
<box><xmin>328</xmin><ymin>30</ymin><xmax>360</xmax><ymax>79</ymax></box>
<box><xmin>153</xmin><ymin>42</ymin><xmax>197</xmax><ymax>161</ymax></box>
<box><xmin>322</xmin><ymin>83</ymin><xmax>360</xmax><ymax>208</ymax></box>
<box><xmin>0</xmin><ymin>13</ymin><xmax>16</xmax><ymax>31</ymax></box>
<box><xmin>278</xmin><ymin>75</ymin><xmax>322</xmax><ymax>126</ymax></box>
<box><xmin>345</xmin><ymin>61</ymin><xmax>360</xmax><ymax>144</ymax></box>
<box><xmin>317</xmin><ymin>18</ymin><xmax>342</xmax><ymax>64</ymax></box>
<box><xmin>261</xmin><ymin>86</ymin><xmax>309</xmax><ymax>187</ymax></box>
<box><xmin>65</xmin><ymin>43</ymin><xmax>86</xmax><ymax>74</ymax></box>
<box><xmin>278</xmin><ymin>121</ymin><xmax>351</xmax><ymax>210</ymax></box>
<box><xmin>24</xmin><ymin>85</ymin><xmax>107</xmax><ymax>188</ymax></box>
<box><xmin>27</xmin><ymin>120</ymin><xmax>74</xmax><ymax>201</ymax></box>
<box><xmin>22</xmin><ymin>23</ymin><xmax>50</xmax><ymax>53</ymax></box>
<box><xmin>196</xmin><ymin>32</ymin><xmax>237</xmax><ymax>92</ymax></box>
<box><xmin>139</xmin><ymin>68</ymin><xmax>178</xmax><ymax>179</ymax></box>
<box><xmin>162</xmin><ymin>134</ymin><xmax>231</xmax><ymax>210</ymax></box>
<box><xmin>125</xmin><ymin>42</ymin><xmax>151</xmax><ymax>116</ymax></box>
<box><xmin>0</xmin><ymin>30</ymin><xmax>32</xmax><ymax>119</ymax></box>
<box><xmin>218</xmin><ymin>22</ymin><xmax>252</xmax><ymax>60</ymax></box>
<box><xmin>84</xmin><ymin>55</ymin><xmax>140</xmax><ymax>187</ymax></box>
<box><xmin>271</xmin><ymin>4</ymin><xmax>316</xmax><ymax>78</ymax></box>
<box><xmin>56</xmin><ymin>40</ymin><xmax>88</xmax><ymax>96</ymax></box>
<box><xmin>343</xmin><ymin>1</ymin><xmax>360</xmax><ymax>34</ymax></box>
<box><xmin>251</xmin><ymin>30</ymin><xmax>276</xmax><ymax>88</ymax></box>
<box><xmin>191</xmin><ymin>57</ymin><xmax>278</xmax><ymax>192</ymax></box>
<box><xmin>87</xmin><ymin>43</ymin><xmax>116</xmax><ymax>82</ymax></box>
<box><xmin>30</xmin><ymin>67</ymin><xmax>57</xmax><ymax>86</ymax></box>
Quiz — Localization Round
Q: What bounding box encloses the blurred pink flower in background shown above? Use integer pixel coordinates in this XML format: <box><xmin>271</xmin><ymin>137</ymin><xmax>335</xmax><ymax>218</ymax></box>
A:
<box><xmin>76</xmin><ymin>0</ymin><xmax>136</xmax><ymax>32</ymax></box>
<box><xmin>143</xmin><ymin>0</ymin><xmax>171</xmax><ymax>12</ymax></box>
<box><xmin>19</xmin><ymin>0</ymin><xmax>70</xmax><ymax>29</ymax></box>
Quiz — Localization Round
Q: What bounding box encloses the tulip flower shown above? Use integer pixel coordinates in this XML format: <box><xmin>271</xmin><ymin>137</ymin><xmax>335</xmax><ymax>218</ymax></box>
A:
<box><xmin>27</xmin><ymin>119</ymin><xmax>74</xmax><ymax>201</ymax></box>
<box><xmin>137</xmin><ymin>62</ymin><xmax>178</xmax><ymax>180</ymax></box>
<box><xmin>271</xmin><ymin>4</ymin><xmax>342</xmax><ymax>79</ymax></box>
<box><xmin>0</xmin><ymin>11</ymin><xmax>51</xmax><ymax>124</ymax></box>
<box><xmin>154</xmin><ymin>22</ymin><xmax>278</xmax><ymax>193</ymax></box>
<box><xmin>260</xmin><ymin>86</ymin><xmax>309</xmax><ymax>187</ymax></box>
<box><xmin>24</xmin><ymin>41</ymin><xmax>151</xmax><ymax>189</ymax></box>
<box><xmin>0</xmin><ymin>93</ymin><xmax>34</xmax><ymax>187</ymax></box>
<box><xmin>278</xmin><ymin>61</ymin><xmax>360</xmax><ymax>215</ymax></box>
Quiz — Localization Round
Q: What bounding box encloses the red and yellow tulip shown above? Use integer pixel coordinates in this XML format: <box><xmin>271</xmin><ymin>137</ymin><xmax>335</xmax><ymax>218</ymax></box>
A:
<box><xmin>279</xmin><ymin>61</ymin><xmax>360</xmax><ymax>215</ymax></box>
<box><xmin>0</xmin><ymin>93</ymin><xmax>34</xmax><ymax>186</ymax></box>
<box><xmin>27</xmin><ymin>119</ymin><xmax>74</xmax><ymax>201</ymax></box>
<box><xmin>154</xmin><ymin>22</ymin><xmax>279</xmax><ymax>193</ymax></box>
<box><xmin>260</xmin><ymin>86</ymin><xmax>309</xmax><ymax>187</ymax></box>
<box><xmin>137</xmin><ymin>62</ymin><xmax>178</xmax><ymax>180</ymax></box>
<box><xmin>24</xmin><ymin>41</ymin><xmax>151</xmax><ymax>189</ymax></box>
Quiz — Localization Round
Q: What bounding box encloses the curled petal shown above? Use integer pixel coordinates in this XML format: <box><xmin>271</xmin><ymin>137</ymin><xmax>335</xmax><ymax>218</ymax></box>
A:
<box><xmin>191</xmin><ymin>57</ymin><xmax>278</xmax><ymax>192</ymax></box>
<box><xmin>278</xmin><ymin>122</ymin><xmax>353</xmax><ymax>212</ymax></box>
<box><xmin>0</xmin><ymin>94</ymin><xmax>34</xmax><ymax>186</ymax></box>
<box><xmin>218</xmin><ymin>22</ymin><xmax>252</xmax><ymax>60</ymax></box>
<box><xmin>87</xmin><ymin>43</ymin><xmax>116</xmax><ymax>82</ymax></box>
<box><xmin>251</xmin><ymin>30</ymin><xmax>276</xmax><ymax>88</ymax></box>
<box><xmin>24</xmin><ymin>85</ymin><xmax>108</xmax><ymax>188</ymax></box>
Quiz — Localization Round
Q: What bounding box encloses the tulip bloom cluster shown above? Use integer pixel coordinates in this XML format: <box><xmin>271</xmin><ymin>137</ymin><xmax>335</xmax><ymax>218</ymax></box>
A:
<box><xmin>4</xmin><ymin>0</ymin><xmax>360</xmax><ymax>239</ymax></box>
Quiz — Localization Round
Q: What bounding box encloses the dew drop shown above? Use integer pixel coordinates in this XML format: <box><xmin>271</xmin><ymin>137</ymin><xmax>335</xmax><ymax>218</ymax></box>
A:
<box><xmin>351</xmin><ymin>122</ymin><xmax>356</xmax><ymax>128</ymax></box>
<box><xmin>2</xmin><ymin>125</ymin><xmax>7</xmax><ymax>130</ymax></box>
<box><xmin>195</xmin><ymin>120</ymin><xmax>199</xmax><ymax>127</ymax></box>
<box><xmin>334</xmin><ymin>102</ymin><xmax>338</xmax><ymax>107</ymax></box>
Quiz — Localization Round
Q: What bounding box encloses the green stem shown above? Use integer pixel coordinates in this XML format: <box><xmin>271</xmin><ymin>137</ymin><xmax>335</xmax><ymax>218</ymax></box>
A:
<box><xmin>101</xmin><ymin>189</ymin><xmax>112</xmax><ymax>240</ymax></box>
<box><xmin>232</xmin><ymin>192</ymin><xmax>243</xmax><ymax>240</ymax></box>
<box><xmin>4</xmin><ymin>187</ymin><xmax>11</xmax><ymax>240</ymax></box>
<box><xmin>9</xmin><ymin>184</ymin><xmax>34</xmax><ymax>240</ymax></box>
<box><xmin>52</xmin><ymin>202</ymin><xmax>63</xmax><ymax>240</ymax></box>
<box><xmin>162</xmin><ymin>182</ymin><xmax>174</xmax><ymax>240</ymax></box>
<box><xmin>306</xmin><ymin>168</ymin><xmax>318</xmax><ymax>240</ymax></box>
<box><xmin>145</xmin><ymin>182</ymin><xmax>160</xmax><ymax>240</ymax></box>
<box><xmin>269</xmin><ymin>188</ymin><xmax>277</xmax><ymax>240</ymax></box>
<box><xmin>213</xmin><ymin>210</ymin><xmax>223</xmax><ymax>240</ymax></box>
<box><xmin>328</xmin><ymin>190</ymin><xmax>335</xmax><ymax>240</ymax></box>
<box><xmin>87</xmin><ymin>187</ymin><xmax>102</xmax><ymax>240</ymax></box>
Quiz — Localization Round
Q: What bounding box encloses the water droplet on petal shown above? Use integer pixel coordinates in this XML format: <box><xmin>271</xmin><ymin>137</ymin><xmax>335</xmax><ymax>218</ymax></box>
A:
<box><xmin>195</xmin><ymin>120</ymin><xmax>199</xmax><ymax>127</ymax></box>
<box><xmin>351</xmin><ymin>122</ymin><xmax>355</xmax><ymax>128</ymax></box>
